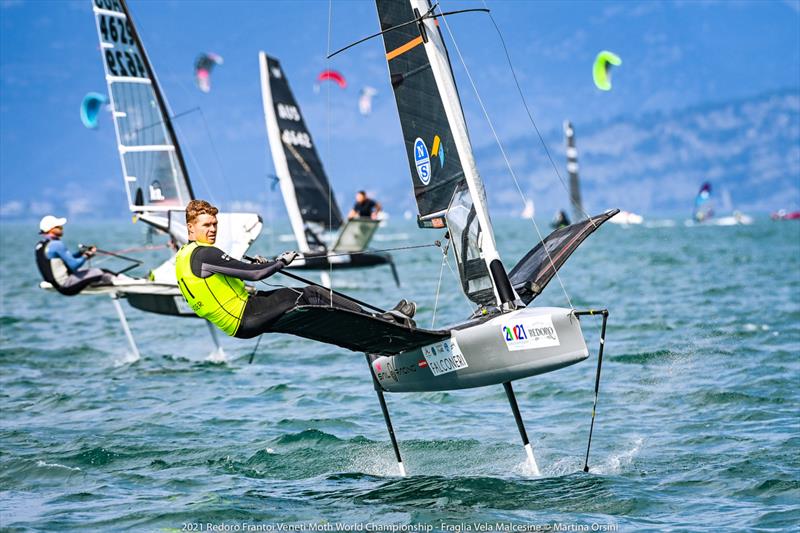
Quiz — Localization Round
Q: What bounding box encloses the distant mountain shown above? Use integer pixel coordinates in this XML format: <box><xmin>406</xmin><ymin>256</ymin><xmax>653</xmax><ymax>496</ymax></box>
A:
<box><xmin>472</xmin><ymin>88</ymin><xmax>800</xmax><ymax>217</ymax></box>
<box><xmin>2</xmin><ymin>89</ymin><xmax>797</xmax><ymax>222</ymax></box>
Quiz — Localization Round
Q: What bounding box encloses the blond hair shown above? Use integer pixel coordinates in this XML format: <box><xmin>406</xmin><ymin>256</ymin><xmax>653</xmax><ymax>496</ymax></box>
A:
<box><xmin>185</xmin><ymin>199</ymin><xmax>219</xmax><ymax>225</ymax></box>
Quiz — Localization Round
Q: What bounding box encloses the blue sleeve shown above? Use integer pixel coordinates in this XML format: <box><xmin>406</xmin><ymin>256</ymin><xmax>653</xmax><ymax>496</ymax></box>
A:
<box><xmin>47</xmin><ymin>240</ymin><xmax>86</xmax><ymax>271</ymax></box>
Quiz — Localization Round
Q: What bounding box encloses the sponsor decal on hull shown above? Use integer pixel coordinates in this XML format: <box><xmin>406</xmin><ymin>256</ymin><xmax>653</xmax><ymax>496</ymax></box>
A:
<box><xmin>502</xmin><ymin>315</ymin><xmax>560</xmax><ymax>351</ymax></box>
<box><xmin>422</xmin><ymin>338</ymin><xmax>467</xmax><ymax>376</ymax></box>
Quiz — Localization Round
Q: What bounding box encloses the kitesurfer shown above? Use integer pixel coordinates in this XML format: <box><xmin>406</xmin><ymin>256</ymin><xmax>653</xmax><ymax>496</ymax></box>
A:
<box><xmin>34</xmin><ymin>215</ymin><xmax>115</xmax><ymax>295</ymax></box>
<box><xmin>347</xmin><ymin>190</ymin><xmax>382</xmax><ymax>220</ymax></box>
<box><xmin>176</xmin><ymin>200</ymin><xmax>415</xmax><ymax>339</ymax></box>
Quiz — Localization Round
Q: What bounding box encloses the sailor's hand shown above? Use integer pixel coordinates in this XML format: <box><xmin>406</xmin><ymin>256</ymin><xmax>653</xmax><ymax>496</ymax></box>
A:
<box><xmin>278</xmin><ymin>251</ymin><xmax>299</xmax><ymax>265</ymax></box>
<box><xmin>253</xmin><ymin>255</ymin><xmax>270</xmax><ymax>264</ymax></box>
<box><xmin>83</xmin><ymin>246</ymin><xmax>97</xmax><ymax>258</ymax></box>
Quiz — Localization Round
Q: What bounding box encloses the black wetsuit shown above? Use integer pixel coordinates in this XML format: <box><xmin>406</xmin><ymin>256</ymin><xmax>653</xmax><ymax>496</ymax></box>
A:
<box><xmin>352</xmin><ymin>198</ymin><xmax>377</xmax><ymax>218</ymax></box>
<box><xmin>188</xmin><ymin>246</ymin><xmax>362</xmax><ymax>339</ymax></box>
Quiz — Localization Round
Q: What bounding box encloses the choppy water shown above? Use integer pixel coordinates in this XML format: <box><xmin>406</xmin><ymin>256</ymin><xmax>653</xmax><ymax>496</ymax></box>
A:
<box><xmin>1</xmin><ymin>217</ymin><xmax>798</xmax><ymax>531</ymax></box>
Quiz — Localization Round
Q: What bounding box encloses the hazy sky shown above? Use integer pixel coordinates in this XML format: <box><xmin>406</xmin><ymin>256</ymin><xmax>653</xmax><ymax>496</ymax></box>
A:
<box><xmin>1</xmin><ymin>0</ymin><xmax>799</xmax><ymax>220</ymax></box>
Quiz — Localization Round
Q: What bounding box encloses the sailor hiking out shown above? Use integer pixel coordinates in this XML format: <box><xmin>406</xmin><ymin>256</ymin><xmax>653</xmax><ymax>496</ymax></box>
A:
<box><xmin>348</xmin><ymin>190</ymin><xmax>382</xmax><ymax>220</ymax></box>
<box><xmin>35</xmin><ymin>215</ymin><xmax>115</xmax><ymax>295</ymax></box>
<box><xmin>175</xmin><ymin>200</ymin><xmax>416</xmax><ymax>338</ymax></box>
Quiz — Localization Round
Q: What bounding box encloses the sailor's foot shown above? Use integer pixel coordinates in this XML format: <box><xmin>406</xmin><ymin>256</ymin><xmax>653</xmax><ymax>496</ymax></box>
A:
<box><xmin>378</xmin><ymin>299</ymin><xmax>417</xmax><ymax>328</ymax></box>
<box><xmin>391</xmin><ymin>299</ymin><xmax>416</xmax><ymax>319</ymax></box>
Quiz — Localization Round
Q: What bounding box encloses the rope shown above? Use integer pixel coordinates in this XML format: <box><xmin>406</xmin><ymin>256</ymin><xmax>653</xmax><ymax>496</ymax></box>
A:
<box><xmin>305</xmin><ymin>241</ymin><xmax>439</xmax><ymax>259</ymax></box>
<box><xmin>197</xmin><ymin>107</ymin><xmax>235</xmax><ymax>202</ymax></box>
<box><xmin>169</xmin><ymin>79</ymin><xmax>220</xmax><ymax>204</ymax></box>
<box><xmin>103</xmin><ymin>244</ymin><xmax>168</xmax><ymax>255</ymax></box>
<box><xmin>437</xmin><ymin>5</ymin><xmax>575</xmax><ymax>310</ymax></box>
<box><xmin>430</xmin><ymin>239</ymin><xmax>450</xmax><ymax>328</ymax></box>
<box><xmin>326</xmin><ymin>0</ymin><xmax>334</xmax><ymax>306</ymax></box>
<box><xmin>481</xmin><ymin>1</ymin><xmax>597</xmax><ymax>227</ymax></box>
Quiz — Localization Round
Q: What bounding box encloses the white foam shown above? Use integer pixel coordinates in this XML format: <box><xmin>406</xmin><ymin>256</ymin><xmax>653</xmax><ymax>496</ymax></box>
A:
<box><xmin>36</xmin><ymin>460</ymin><xmax>81</xmax><ymax>472</ymax></box>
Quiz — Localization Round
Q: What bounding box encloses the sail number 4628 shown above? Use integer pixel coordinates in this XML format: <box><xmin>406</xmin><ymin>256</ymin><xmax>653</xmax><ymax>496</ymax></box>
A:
<box><xmin>281</xmin><ymin>129</ymin><xmax>312</xmax><ymax>149</ymax></box>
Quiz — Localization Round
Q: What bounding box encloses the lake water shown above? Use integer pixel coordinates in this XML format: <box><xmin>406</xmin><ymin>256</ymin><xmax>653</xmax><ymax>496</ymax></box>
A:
<box><xmin>1</xmin><ymin>216</ymin><xmax>798</xmax><ymax>531</ymax></box>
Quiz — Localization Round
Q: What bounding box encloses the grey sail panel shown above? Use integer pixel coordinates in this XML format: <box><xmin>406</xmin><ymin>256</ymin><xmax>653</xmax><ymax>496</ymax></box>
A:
<box><xmin>509</xmin><ymin>209</ymin><xmax>619</xmax><ymax>305</ymax></box>
<box><xmin>376</xmin><ymin>0</ymin><xmax>466</xmax><ymax>225</ymax></box>
<box><xmin>92</xmin><ymin>0</ymin><xmax>193</xmax><ymax>212</ymax></box>
<box><xmin>262</xmin><ymin>55</ymin><xmax>342</xmax><ymax>230</ymax></box>
<box><xmin>445</xmin><ymin>182</ymin><xmax>495</xmax><ymax>306</ymax></box>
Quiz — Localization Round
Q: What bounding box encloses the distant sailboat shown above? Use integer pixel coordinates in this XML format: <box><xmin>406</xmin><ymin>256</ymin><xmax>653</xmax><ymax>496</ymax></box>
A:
<box><xmin>520</xmin><ymin>198</ymin><xmax>534</xmax><ymax>219</ymax></box>
<box><xmin>562</xmin><ymin>120</ymin><xmax>641</xmax><ymax>226</ymax></box>
<box><xmin>258</xmin><ymin>52</ymin><xmax>399</xmax><ymax>286</ymax></box>
<box><xmin>691</xmin><ymin>182</ymin><xmax>752</xmax><ymax>225</ymax></box>
<box><xmin>564</xmin><ymin>120</ymin><xmax>583</xmax><ymax>223</ymax></box>
<box><xmin>39</xmin><ymin>0</ymin><xmax>263</xmax><ymax>358</ymax></box>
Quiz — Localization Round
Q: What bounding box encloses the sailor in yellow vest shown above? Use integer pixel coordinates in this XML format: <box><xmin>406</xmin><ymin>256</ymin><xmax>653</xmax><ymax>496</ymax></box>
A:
<box><xmin>175</xmin><ymin>200</ymin><xmax>416</xmax><ymax>339</ymax></box>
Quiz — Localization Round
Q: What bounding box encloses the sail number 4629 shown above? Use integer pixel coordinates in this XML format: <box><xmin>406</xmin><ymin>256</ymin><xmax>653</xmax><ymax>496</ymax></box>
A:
<box><xmin>281</xmin><ymin>129</ymin><xmax>312</xmax><ymax>149</ymax></box>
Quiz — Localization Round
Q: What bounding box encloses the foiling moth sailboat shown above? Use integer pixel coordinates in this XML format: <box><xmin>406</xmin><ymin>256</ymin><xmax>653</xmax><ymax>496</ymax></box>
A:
<box><xmin>562</xmin><ymin>120</ymin><xmax>641</xmax><ymax>226</ymax></box>
<box><xmin>38</xmin><ymin>0</ymin><xmax>263</xmax><ymax>358</ymax></box>
<box><xmin>258</xmin><ymin>52</ymin><xmax>399</xmax><ymax>286</ymax></box>
<box><xmin>258</xmin><ymin>0</ymin><xmax>619</xmax><ymax>475</ymax></box>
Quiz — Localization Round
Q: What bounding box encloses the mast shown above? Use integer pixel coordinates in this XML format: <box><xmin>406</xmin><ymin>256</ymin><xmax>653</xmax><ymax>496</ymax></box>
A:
<box><xmin>563</xmin><ymin>120</ymin><xmax>583</xmax><ymax>222</ymax></box>
<box><xmin>92</xmin><ymin>0</ymin><xmax>193</xmax><ymax>214</ymax></box>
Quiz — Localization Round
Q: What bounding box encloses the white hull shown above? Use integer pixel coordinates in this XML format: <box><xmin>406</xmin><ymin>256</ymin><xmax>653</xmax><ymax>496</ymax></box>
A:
<box><xmin>372</xmin><ymin>307</ymin><xmax>588</xmax><ymax>393</ymax></box>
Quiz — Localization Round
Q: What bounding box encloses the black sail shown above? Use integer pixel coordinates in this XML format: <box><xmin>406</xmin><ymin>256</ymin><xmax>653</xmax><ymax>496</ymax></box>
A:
<box><xmin>376</xmin><ymin>0</ymin><xmax>466</xmax><ymax>226</ymax></box>
<box><xmin>261</xmin><ymin>54</ymin><xmax>342</xmax><ymax>231</ymax></box>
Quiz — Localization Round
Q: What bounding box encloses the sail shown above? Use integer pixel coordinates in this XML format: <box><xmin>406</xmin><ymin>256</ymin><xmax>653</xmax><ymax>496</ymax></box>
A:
<box><xmin>694</xmin><ymin>182</ymin><xmax>713</xmax><ymax>222</ymax></box>
<box><xmin>91</xmin><ymin>0</ymin><xmax>193</xmax><ymax>213</ymax></box>
<box><xmin>259</xmin><ymin>52</ymin><xmax>343</xmax><ymax>252</ymax></box>
<box><xmin>376</xmin><ymin>0</ymin><xmax>511</xmax><ymax>307</ymax></box>
<box><xmin>375</xmin><ymin>0</ymin><xmax>466</xmax><ymax>226</ymax></box>
<box><xmin>563</xmin><ymin>120</ymin><xmax>584</xmax><ymax>222</ymax></box>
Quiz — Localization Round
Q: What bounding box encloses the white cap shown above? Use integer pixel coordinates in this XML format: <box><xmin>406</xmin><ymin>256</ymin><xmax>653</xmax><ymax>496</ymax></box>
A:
<box><xmin>39</xmin><ymin>215</ymin><xmax>67</xmax><ymax>233</ymax></box>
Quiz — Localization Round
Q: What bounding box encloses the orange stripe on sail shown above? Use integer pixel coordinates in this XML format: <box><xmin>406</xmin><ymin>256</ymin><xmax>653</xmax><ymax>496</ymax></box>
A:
<box><xmin>386</xmin><ymin>35</ymin><xmax>423</xmax><ymax>61</ymax></box>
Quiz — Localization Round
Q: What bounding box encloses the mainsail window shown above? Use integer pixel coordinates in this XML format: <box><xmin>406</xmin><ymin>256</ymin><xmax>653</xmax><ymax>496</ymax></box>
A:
<box><xmin>122</xmin><ymin>151</ymin><xmax>186</xmax><ymax>208</ymax></box>
<box><xmin>111</xmin><ymin>83</ymin><xmax>167</xmax><ymax>147</ymax></box>
<box><xmin>446</xmin><ymin>183</ymin><xmax>495</xmax><ymax>306</ymax></box>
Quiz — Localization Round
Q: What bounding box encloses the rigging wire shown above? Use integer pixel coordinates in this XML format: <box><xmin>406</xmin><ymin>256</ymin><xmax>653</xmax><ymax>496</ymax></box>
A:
<box><xmin>436</xmin><ymin>4</ymin><xmax>575</xmax><ymax>310</ymax></box>
<box><xmin>430</xmin><ymin>238</ymin><xmax>450</xmax><ymax>328</ymax></box>
<box><xmin>480</xmin><ymin>0</ymin><xmax>597</xmax><ymax>227</ymax></box>
<box><xmin>326</xmin><ymin>0</ymin><xmax>335</xmax><ymax>306</ymax></box>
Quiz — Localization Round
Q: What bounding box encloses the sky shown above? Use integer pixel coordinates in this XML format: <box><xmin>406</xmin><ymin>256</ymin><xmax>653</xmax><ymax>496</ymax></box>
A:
<box><xmin>1</xmin><ymin>0</ymin><xmax>799</xmax><ymax>221</ymax></box>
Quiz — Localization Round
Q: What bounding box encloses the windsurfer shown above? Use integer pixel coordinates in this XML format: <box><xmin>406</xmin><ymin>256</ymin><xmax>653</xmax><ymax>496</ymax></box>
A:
<box><xmin>34</xmin><ymin>215</ymin><xmax>115</xmax><ymax>295</ymax></box>
<box><xmin>176</xmin><ymin>200</ymin><xmax>415</xmax><ymax>339</ymax></box>
<box><xmin>347</xmin><ymin>190</ymin><xmax>382</xmax><ymax>220</ymax></box>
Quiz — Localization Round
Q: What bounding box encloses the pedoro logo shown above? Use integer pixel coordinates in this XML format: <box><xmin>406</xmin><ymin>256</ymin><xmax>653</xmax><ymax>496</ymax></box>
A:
<box><xmin>413</xmin><ymin>137</ymin><xmax>431</xmax><ymax>185</ymax></box>
<box><xmin>502</xmin><ymin>315</ymin><xmax>561</xmax><ymax>351</ymax></box>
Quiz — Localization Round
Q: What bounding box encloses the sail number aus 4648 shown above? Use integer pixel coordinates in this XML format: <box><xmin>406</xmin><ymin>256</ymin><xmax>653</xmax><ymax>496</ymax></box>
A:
<box><xmin>277</xmin><ymin>104</ymin><xmax>301</xmax><ymax>122</ymax></box>
<box><xmin>281</xmin><ymin>130</ymin><xmax>312</xmax><ymax>149</ymax></box>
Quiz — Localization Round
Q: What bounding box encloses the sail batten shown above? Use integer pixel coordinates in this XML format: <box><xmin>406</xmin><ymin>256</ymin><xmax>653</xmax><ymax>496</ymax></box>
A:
<box><xmin>92</xmin><ymin>0</ymin><xmax>193</xmax><ymax>214</ymax></box>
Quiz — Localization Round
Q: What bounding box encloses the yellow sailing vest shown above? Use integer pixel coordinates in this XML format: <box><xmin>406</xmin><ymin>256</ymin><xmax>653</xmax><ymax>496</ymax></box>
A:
<box><xmin>175</xmin><ymin>241</ymin><xmax>249</xmax><ymax>336</ymax></box>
